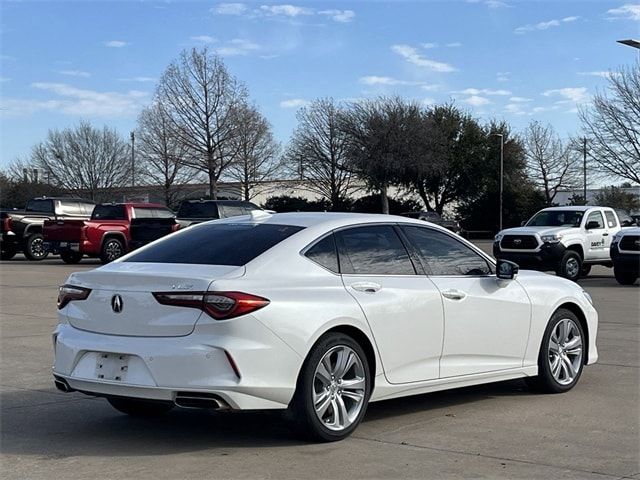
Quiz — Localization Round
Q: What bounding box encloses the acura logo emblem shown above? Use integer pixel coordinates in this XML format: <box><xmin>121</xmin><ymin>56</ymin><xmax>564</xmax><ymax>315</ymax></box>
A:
<box><xmin>111</xmin><ymin>294</ymin><xmax>123</xmax><ymax>313</ymax></box>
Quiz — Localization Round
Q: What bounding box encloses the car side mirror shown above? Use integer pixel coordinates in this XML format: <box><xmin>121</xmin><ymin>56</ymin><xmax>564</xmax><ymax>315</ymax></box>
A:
<box><xmin>496</xmin><ymin>259</ymin><xmax>519</xmax><ymax>281</ymax></box>
<box><xmin>585</xmin><ymin>221</ymin><xmax>600</xmax><ymax>230</ymax></box>
<box><xmin>520</xmin><ymin>221</ymin><xmax>526</xmax><ymax>226</ymax></box>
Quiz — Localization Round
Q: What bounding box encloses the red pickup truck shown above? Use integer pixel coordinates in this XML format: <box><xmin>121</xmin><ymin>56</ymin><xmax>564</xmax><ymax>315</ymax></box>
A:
<box><xmin>43</xmin><ymin>203</ymin><xmax>179</xmax><ymax>264</ymax></box>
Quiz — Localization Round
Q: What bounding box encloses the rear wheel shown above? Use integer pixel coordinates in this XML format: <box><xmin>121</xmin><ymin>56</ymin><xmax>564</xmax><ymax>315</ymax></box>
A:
<box><xmin>557</xmin><ymin>251</ymin><xmax>581</xmax><ymax>282</ymax></box>
<box><xmin>580</xmin><ymin>264</ymin><xmax>591</xmax><ymax>277</ymax></box>
<box><xmin>614</xmin><ymin>268</ymin><xmax>638</xmax><ymax>285</ymax></box>
<box><xmin>287</xmin><ymin>333</ymin><xmax>371</xmax><ymax>442</ymax></box>
<box><xmin>526</xmin><ymin>308</ymin><xmax>585</xmax><ymax>393</ymax></box>
<box><xmin>100</xmin><ymin>238</ymin><xmax>125</xmax><ymax>264</ymax></box>
<box><xmin>60</xmin><ymin>251</ymin><xmax>83</xmax><ymax>264</ymax></box>
<box><xmin>23</xmin><ymin>233</ymin><xmax>49</xmax><ymax>261</ymax></box>
<box><xmin>107</xmin><ymin>397</ymin><xmax>174</xmax><ymax>417</ymax></box>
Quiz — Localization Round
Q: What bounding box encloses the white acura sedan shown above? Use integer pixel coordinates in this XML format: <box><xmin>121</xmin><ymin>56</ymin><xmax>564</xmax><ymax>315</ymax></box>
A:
<box><xmin>53</xmin><ymin>212</ymin><xmax>598</xmax><ymax>441</ymax></box>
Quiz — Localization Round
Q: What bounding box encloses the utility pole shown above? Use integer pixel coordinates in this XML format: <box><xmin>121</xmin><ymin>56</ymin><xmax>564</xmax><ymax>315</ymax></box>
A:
<box><xmin>130</xmin><ymin>131</ymin><xmax>135</xmax><ymax>187</ymax></box>
<box><xmin>583</xmin><ymin>137</ymin><xmax>587</xmax><ymax>205</ymax></box>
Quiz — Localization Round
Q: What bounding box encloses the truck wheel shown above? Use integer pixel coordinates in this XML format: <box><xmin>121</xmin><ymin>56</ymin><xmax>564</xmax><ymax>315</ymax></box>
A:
<box><xmin>557</xmin><ymin>251</ymin><xmax>581</xmax><ymax>282</ymax></box>
<box><xmin>23</xmin><ymin>233</ymin><xmax>49</xmax><ymax>261</ymax></box>
<box><xmin>1</xmin><ymin>244</ymin><xmax>17</xmax><ymax>260</ymax></box>
<box><xmin>614</xmin><ymin>269</ymin><xmax>638</xmax><ymax>285</ymax></box>
<box><xmin>580</xmin><ymin>265</ymin><xmax>592</xmax><ymax>277</ymax></box>
<box><xmin>60</xmin><ymin>251</ymin><xmax>83</xmax><ymax>264</ymax></box>
<box><xmin>100</xmin><ymin>238</ymin><xmax>124</xmax><ymax>263</ymax></box>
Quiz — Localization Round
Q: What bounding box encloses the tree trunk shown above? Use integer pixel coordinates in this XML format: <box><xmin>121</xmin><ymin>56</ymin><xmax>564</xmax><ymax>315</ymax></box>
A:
<box><xmin>208</xmin><ymin>171</ymin><xmax>217</xmax><ymax>200</ymax></box>
<box><xmin>380</xmin><ymin>185</ymin><xmax>389</xmax><ymax>214</ymax></box>
<box><xmin>244</xmin><ymin>182</ymin><xmax>250</xmax><ymax>201</ymax></box>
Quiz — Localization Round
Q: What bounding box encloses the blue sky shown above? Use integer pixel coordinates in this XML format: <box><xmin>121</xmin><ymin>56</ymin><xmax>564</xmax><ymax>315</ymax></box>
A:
<box><xmin>1</xmin><ymin>0</ymin><xmax>638</xmax><ymax>167</ymax></box>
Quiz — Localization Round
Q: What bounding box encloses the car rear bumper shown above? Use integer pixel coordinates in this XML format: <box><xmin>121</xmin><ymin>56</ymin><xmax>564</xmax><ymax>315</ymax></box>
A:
<box><xmin>493</xmin><ymin>242</ymin><xmax>566</xmax><ymax>271</ymax></box>
<box><xmin>52</xmin><ymin>321</ymin><xmax>303</xmax><ymax>410</ymax></box>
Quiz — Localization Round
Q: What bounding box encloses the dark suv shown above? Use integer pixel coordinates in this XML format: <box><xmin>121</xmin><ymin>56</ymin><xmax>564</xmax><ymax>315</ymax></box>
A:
<box><xmin>176</xmin><ymin>200</ymin><xmax>263</xmax><ymax>228</ymax></box>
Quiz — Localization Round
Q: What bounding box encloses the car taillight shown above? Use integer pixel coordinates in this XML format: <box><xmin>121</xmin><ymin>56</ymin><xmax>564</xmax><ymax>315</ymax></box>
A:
<box><xmin>80</xmin><ymin>225</ymin><xmax>88</xmax><ymax>241</ymax></box>
<box><xmin>57</xmin><ymin>285</ymin><xmax>92</xmax><ymax>309</ymax></box>
<box><xmin>152</xmin><ymin>291</ymin><xmax>269</xmax><ymax>320</ymax></box>
<box><xmin>3</xmin><ymin>216</ymin><xmax>12</xmax><ymax>232</ymax></box>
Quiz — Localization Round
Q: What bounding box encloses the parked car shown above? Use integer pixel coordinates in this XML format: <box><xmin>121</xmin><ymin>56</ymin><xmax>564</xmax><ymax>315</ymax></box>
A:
<box><xmin>43</xmin><ymin>203</ymin><xmax>178</xmax><ymax>264</ymax></box>
<box><xmin>176</xmin><ymin>199</ymin><xmax>263</xmax><ymax>228</ymax></box>
<box><xmin>400</xmin><ymin>211</ymin><xmax>462</xmax><ymax>234</ymax></box>
<box><xmin>610</xmin><ymin>227</ymin><xmax>640</xmax><ymax>285</ymax></box>
<box><xmin>493</xmin><ymin>206</ymin><xmax>627</xmax><ymax>281</ymax></box>
<box><xmin>52</xmin><ymin>212</ymin><xmax>597</xmax><ymax>441</ymax></box>
<box><xmin>0</xmin><ymin>197</ymin><xmax>95</xmax><ymax>261</ymax></box>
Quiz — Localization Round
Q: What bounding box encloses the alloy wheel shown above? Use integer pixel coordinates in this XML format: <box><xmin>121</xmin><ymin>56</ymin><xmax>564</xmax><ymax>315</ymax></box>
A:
<box><xmin>565</xmin><ymin>258</ymin><xmax>580</xmax><ymax>279</ymax></box>
<box><xmin>31</xmin><ymin>237</ymin><xmax>46</xmax><ymax>259</ymax></box>
<box><xmin>548</xmin><ymin>318</ymin><xmax>583</xmax><ymax>385</ymax></box>
<box><xmin>105</xmin><ymin>241</ymin><xmax>123</xmax><ymax>261</ymax></box>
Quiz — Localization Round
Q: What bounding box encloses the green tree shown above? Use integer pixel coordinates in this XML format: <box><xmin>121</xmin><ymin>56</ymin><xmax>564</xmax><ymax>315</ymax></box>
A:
<box><xmin>593</xmin><ymin>186</ymin><xmax>640</xmax><ymax>212</ymax></box>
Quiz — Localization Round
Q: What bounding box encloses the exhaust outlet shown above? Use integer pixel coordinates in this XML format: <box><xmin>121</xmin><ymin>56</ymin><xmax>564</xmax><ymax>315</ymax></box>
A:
<box><xmin>174</xmin><ymin>392</ymin><xmax>228</xmax><ymax>409</ymax></box>
<box><xmin>53</xmin><ymin>376</ymin><xmax>73</xmax><ymax>393</ymax></box>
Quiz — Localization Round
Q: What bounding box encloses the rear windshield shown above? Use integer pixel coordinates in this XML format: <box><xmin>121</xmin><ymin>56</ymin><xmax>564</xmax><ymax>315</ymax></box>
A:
<box><xmin>177</xmin><ymin>202</ymin><xmax>219</xmax><ymax>219</ymax></box>
<box><xmin>92</xmin><ymin>205</ymin><xmax>126</xmax><ymax>220</ymax></box>
<box><xmin>125</xmin><ymin>223</ymin><xmax>304</xmax><ymax>266</ymax></box>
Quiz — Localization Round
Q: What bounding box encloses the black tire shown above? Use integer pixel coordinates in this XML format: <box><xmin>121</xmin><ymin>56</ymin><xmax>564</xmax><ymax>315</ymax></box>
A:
<box><xmin>60</xmin><ymin>251</ymin><xmax>83</xmax><ymax>264</ymax></box>
<box><xmin>614</xmin><ymin>269</ymin><xmax>638</xmax><ymax>285</ymax></box>
<box><xmin>556</xmin><ymin>250</ymin><xmax>582</xmax><ymax>282</ymax></box>
<box><xmin>23</xmin><ymin>233</ymin><xmax>49</xmax><ymax>261</ymax></box>
<box><xmin>580</xmin><ymin>264</ymin><xmax>591</xmax><ymax>277</ymax></box>
<box><xmin>1</xmin><ymin>244</ymin><xmax>17</xmax><ymax>260</ymax></box>
<box><xmin>525</xmin><ymin>308</ymin><xmax>585</xmax><ymax>394</ymax></box>
<box><xmin>100</xmin><ymin>237</ymin><xmax>125</xmax><ymax>264</ymax></box>
<box><xmin>107</xmin><ymin>397</ymin><xmax>174</xmax><ymax>417</ymax></box>
<box><xmin>287</xmin><ymin>332</ymin><xmax>371</xmax><ymax>442</ymax></box>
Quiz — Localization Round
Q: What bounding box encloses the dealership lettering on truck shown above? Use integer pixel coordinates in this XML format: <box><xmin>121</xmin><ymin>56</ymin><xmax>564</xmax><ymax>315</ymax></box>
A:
<box><xmin>493</xmin><ymin>206</ymin><xmax>635</xmax><ymax>282</ymax></box>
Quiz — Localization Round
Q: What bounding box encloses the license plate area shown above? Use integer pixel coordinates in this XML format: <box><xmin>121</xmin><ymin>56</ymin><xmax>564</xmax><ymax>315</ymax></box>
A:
<box><xmin>95</xmin><ymin>353</ymin><xmax>129</xmax><ymax>381</ymax></box>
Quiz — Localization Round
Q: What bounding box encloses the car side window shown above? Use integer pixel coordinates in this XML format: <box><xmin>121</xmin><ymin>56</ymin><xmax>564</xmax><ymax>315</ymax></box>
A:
<box><xmin>401</xmin><ymin>226</ymin><xmax>493</xmax><ymax>276</ymax></box>
<box><xmin>604</xmin><ymin>211</ymin><xmax>618</xmax><ymax>228</ymax></box>
<box><xmin>586</xmin><ymin>211</ymin><xmax>605</xmax><ymax>229</ymax></box>
<box><xmin>304</xmin><ymin>234</ymin><xmax>339</xmax><ymax>273</ymax></box>
<box><xmin>335</xmin><ymin>225</ymin><xmax>415</xmax><ymax>275</ymax></box>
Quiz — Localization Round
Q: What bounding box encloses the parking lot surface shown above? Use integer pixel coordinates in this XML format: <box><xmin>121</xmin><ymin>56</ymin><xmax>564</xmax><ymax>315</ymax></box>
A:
<box><xmin>1</xmin><ymin>245</ymin><xmax>638</xmax><ymax>479</ymax></box>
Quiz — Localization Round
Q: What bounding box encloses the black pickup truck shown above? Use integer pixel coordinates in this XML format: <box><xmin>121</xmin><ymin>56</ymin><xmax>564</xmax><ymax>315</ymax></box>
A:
<box><xmin>1</xmin><ymin>197</ymin><xmax>95</xmax><ymax>260</ymax></box>
<box><xmin>176</xmin><ymin>200</ymin><xmax>263</xmax><ymax>228</ymax></box>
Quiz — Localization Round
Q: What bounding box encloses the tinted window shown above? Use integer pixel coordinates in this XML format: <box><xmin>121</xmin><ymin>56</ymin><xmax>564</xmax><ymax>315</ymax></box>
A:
<box><xmin>177</xmin><ymin>202</ymin><xmax>219</xmax><ymax>219</ymax></box>
<box><xmin>335</xmin><ymin>225</ymin><xmax>415</xmax><ymax>275</ymax></box>
<box><xmin>586</xmin><ymin>211</ymin><xmax>604</xmax><ymax>229</ymax></box>
<box><xmin>604</xmin><ymin>211</ymin><xmax>618</xmax><ymax>228</ymax></box>
<box><xmin>125</xmin><ymin>223</ymin><xmax>304</xmax><ymax>266</ymax></box>
<box><xmin>91</xmin><ymin>205</ymin><xmax>126</xmax><ymax>220</ymax></box>
<box><xmin>305</xmin><ymin>234</ymin><xmax>339</xmax><ymax>273</ymax></box>
<box><xmin>133</xmin><ymin>207</ymin><xmax>154</xmax><ymax>218</ymax></box>
<box><xmin>527</xmin><ymin>210</ymin><xmax>584</xmax><ymax>227</ymax></box>
<box><xmin>25</xmin><ymin>199</ymin><xmax>54</xmax><ymax>213</ymax></box>
<box><xmin>402</xmin><ymin>226</ymin><xmax>492</xmax><ymax>276</ymax></box>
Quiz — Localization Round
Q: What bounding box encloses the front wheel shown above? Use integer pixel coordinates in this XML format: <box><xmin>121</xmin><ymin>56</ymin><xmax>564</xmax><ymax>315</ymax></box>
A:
<box><xmin>614</xmin><ymin>269</ymin><xmax>638</xmax><ymax>285</ymax></box>
<box><xmin>287</xmin><ymin>333</ymin><xmax>371</xmax><ymax>442</ymax></box>
<box><xmin>107</xmin><ymin>397</ymin><xmax>174</xmax><ymax>417</ymax></box>
<box><xmin>60</xmin><ymin>251</ymin><xmax>83</xmax><ymax>264</ymax></box>
<box><xmin>557</xmin><ymin>251</ymin><xmax>582</xmax><ymax>282</ymax></box>
<box><xmin>526</xmin><ymin>308</ymin><xmax>585</xmax><ymax>393</ymax></box>
<box><xmin>23</xmin><ymin>233</ymin><xmax>49</xmax><ymax>261</ymax></box>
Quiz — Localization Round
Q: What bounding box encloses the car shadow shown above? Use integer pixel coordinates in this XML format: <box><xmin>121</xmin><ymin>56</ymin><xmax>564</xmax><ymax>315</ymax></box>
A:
<box><xmin>0</xmin><ymin>379</ymin><xmax>532</xmax><ymax>456</ymax></box>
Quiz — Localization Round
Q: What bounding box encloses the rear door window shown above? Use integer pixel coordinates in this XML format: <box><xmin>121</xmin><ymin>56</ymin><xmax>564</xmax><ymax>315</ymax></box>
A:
<box><xmin>125</xmin><ymin>223</ymin><xmax>304</xmax><ymax>265</ymax></box>
<box><xmin>335</xmin><ymin>225</ymin><xmax>415</xmax><ymax>275</ymax></box>
<box><xmin>304</xmin><ymin>234</ymin><xmax>339</xmax><ymax>273</ymax></box>
<box><xmin>604</xmin><ymin>211</ymin><xmax>618</xmax><ymax>228</ymax></box>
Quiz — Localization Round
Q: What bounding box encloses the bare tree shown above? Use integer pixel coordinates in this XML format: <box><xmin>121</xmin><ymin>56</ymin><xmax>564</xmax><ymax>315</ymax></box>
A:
<box><xmin>30</xmin><ymin>121</ymin><xmax>131</xmax><ymax>200</ymax></box>
<box><xmin>579</xmin><ymin>63</ymin><xmax>640</xmax><ymax>184</ymax></box>
<box><xmin>523</xmin><ymin>121</ymin><xmax>579</xmax><ymax>204</ymax></box>
<box><xmin>136</xmin><ymin>100</ymin><xmax>197</xmax><ymax>207</ymax></box>
<box><xmin>227</xmin><ymin>104</ymin><xmax>280</xmax><ymax>201</ymax></box>
<box><xmin>285</xmin><ymin>98</ymin><xmax>353</xmax><ymax>209</ymax></box>
<box><xmin>156</xmin><ymin>47</ymin><xmax>248</xmax><ymax>198</ymax></box>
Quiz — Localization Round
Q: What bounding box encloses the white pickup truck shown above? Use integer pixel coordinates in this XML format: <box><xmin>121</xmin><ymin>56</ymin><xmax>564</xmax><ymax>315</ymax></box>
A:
<box><xmin>493</xmin><ymin>206</ymin><xmax>632</xmax><ymax>281</ymax></box>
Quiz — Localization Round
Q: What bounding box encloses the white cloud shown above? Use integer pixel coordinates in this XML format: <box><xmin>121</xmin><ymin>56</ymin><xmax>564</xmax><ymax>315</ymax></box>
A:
<box><xmin>578</xmin><ymin>71</ymin><xmax>616</xmax><ymax>78</ymax></box>
<box><xmin>509</xmin><ymin>96</ymin><xmax>533</xmax><ymax>102</ymax></box>
<box><xmin>21</xmin><ymin>82</ymin><xmax>148</xmax><ymax>117</ymax></box>
<box><xmin>446</xmin><ymin>42</ymin><xmax>463</xmax><ymax>47</ymax></box>
<box><xmin>103</xmin><ymin>40</ymin><xmax>128</xmax><ymax>48</ymax></box>
<box><xmin>280</xmin><ymin>98</ymin><xmax>310</xmax><ymax>108</ymax></box>
<box><xmin>216</xmin><ymin>38</ymin><xmax>260</xmax><ymax>56</ymax></box>
<box><xmin>318</xmin><ymin>9</ymin><xmax>355</xmax><ymax>23</ymax></box>
<box><xmin>191</xmin><ymin>35</ymin><xmax>217</xmax><ymax>43</ymax></box>
<box><xmin>260</xmin><ymin>4</ymin><xmax>313</xmax><ymax>17</ymax></box>
<box><xmin>57</xmin><ymin>70</ymin><xmax>91</xmax><ymax>78</ymax></box>
<box><xmin>463</xmin><ymin>95</ymin><xmax>491</xmax><ymax>106</ymax></box>
<box><xmin>496</xmin><ymin>71</ymin><xmax>510</xmax><ymax>82</ymax></box>
<box><xmin>391</xmin><ymin>44</ymin><xmax>456</xmax><ymax>72</ymax></box>
<box><xmin>606</xmin><ymin>4</ymin><xmax>640</xmax><ymax>21</ymax></box>
<box><xmin>466</xmin><ymin>0</ymin><xmax>510</xmax><ymax>7</ymax></box>
<box><xmin>359</xmin><ymin>76</ymin><xmax>422</xmax><ymax>86</ymax></box>
<box><xmin>421</xmin><ymin>42</ymin><xmax>438</xmax><ymax>49</ymax></box>
<box><xmin>542</xmin><ymin>87</ymin><xmax>589</xmax><ymax>103</ymax></box>
<box><xmin>118</xmin><ymin>77</ymin><xmax>156</xmax><ymax>83</ymax></box>
<box><xmin>213</xmin><ymin>3</ymin><xmax>248</xmax><ymax>15</ymax></box>
<box><xmin>514</xmin><ymin>16</ymin><xmax>579</xmax><ymax>34</ymax></box>
<box><xmin>457</xmin><ymin>88</ymin><xmax>511</xmax><ymax>96</ymax></box>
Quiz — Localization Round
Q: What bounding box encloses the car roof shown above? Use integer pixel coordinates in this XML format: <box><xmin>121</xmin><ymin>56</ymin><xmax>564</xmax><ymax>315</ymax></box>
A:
<box><xmin>97</xmin><ymin>202</ymin><xmax>169</xmax><ymax>208</ymax></box>
<box><xmin>182</xmin><ymin>199</ymin><xmax>254</xmax><ymax>204</ymax></box>
<box><xmin>32</xmin><ymin>197</ymin><xmax>95</xmax><ymax>203</ymax></box>
<box><xmin>540</xmin><ymin>206</ymin><xmax>610</xmax><ymax>212</ymax></box>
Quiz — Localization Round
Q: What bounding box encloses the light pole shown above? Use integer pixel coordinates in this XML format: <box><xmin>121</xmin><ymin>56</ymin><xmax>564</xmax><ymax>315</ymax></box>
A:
<box><xmin>491</xmin><ymin>133</ymin><xmax>504</xmax><ymax>231</ymax></box>
<box><xmin>617</xmin><ymin>39</ymin><xmax>640</xmax><ymax>49</ymax></box>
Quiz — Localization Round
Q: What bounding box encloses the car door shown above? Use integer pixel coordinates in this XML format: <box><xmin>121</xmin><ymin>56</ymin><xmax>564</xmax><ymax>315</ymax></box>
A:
<box><xmin>335</xmin><ymin>224</ymin><xmax>444</xmax><ymax>384</ymax></box>
<box><xmin>400</xmin><ymin>225</ymin><xmax>531</xmax><ymax>378</ymax></box>
<box><xmin>584</xmin><ymin>210</ymin><xmax>608</xmax><ymax>260</ymax></box>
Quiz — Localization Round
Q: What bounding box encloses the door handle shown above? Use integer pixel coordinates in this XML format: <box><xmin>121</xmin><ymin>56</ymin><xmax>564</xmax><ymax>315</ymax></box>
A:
<box><xmin>603</xmin><ymin>233</ymin><xmax>609</xmax><ymax>236</ymax></box>
<box><xmin>351</xmin><ymin>282</ymin><xmax>381</xmax><ymax>293</ymax></box>
<box><xmin>441</xmin><ymin>289</ymin><xmax>467</xmax><ymax>300</ymax></box>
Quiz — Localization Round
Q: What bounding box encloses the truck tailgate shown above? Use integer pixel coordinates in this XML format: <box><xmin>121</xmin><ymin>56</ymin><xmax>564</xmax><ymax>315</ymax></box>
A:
<box><xmin>43</xmin><ymin>220</ymin><xmax>86</xmax><ymax>242</ymax></box>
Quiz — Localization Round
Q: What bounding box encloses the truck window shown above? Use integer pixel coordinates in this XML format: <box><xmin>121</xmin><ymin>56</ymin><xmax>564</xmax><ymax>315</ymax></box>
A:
<box><xmin>604</xmin><ymin>211</ymin><xmax>618</xmax><ymax>229</ymax></box>
<box><xmin>220</xmin><ymin>204</ymin><xmax>246</xmax><ymax>218</ymax></box>
<box><xmin>177</xmin><ymin>202</ymin><xmax>220</xmax><ymax>219</ymax></box>
<box><xmin>25</xmin><ymin>199</ymin><xmax>54</xmax><ymax>213</ymax></box>
<box><xmin>152</xmin><ymin>208</ymin><xmax>175</xmax><ymax>218</ymax></box>
<box><xmin>526</xmin><ymin>210</ymin><xmax>583</xmax><ymax>227</ymax></box>
<box><xmin>132</xmin><ymin>207</ymin><xmax>154</xmax><ymax>218</ymax></box>
<box><xmin>585</xmin><ymin>211</ymin><xmax>605</xmax><ymax>229</ymax></box>
<box><xmin>91</xmin><ymin>205</ymin><xmax>126</xmax><ymax>220</ymax></box>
